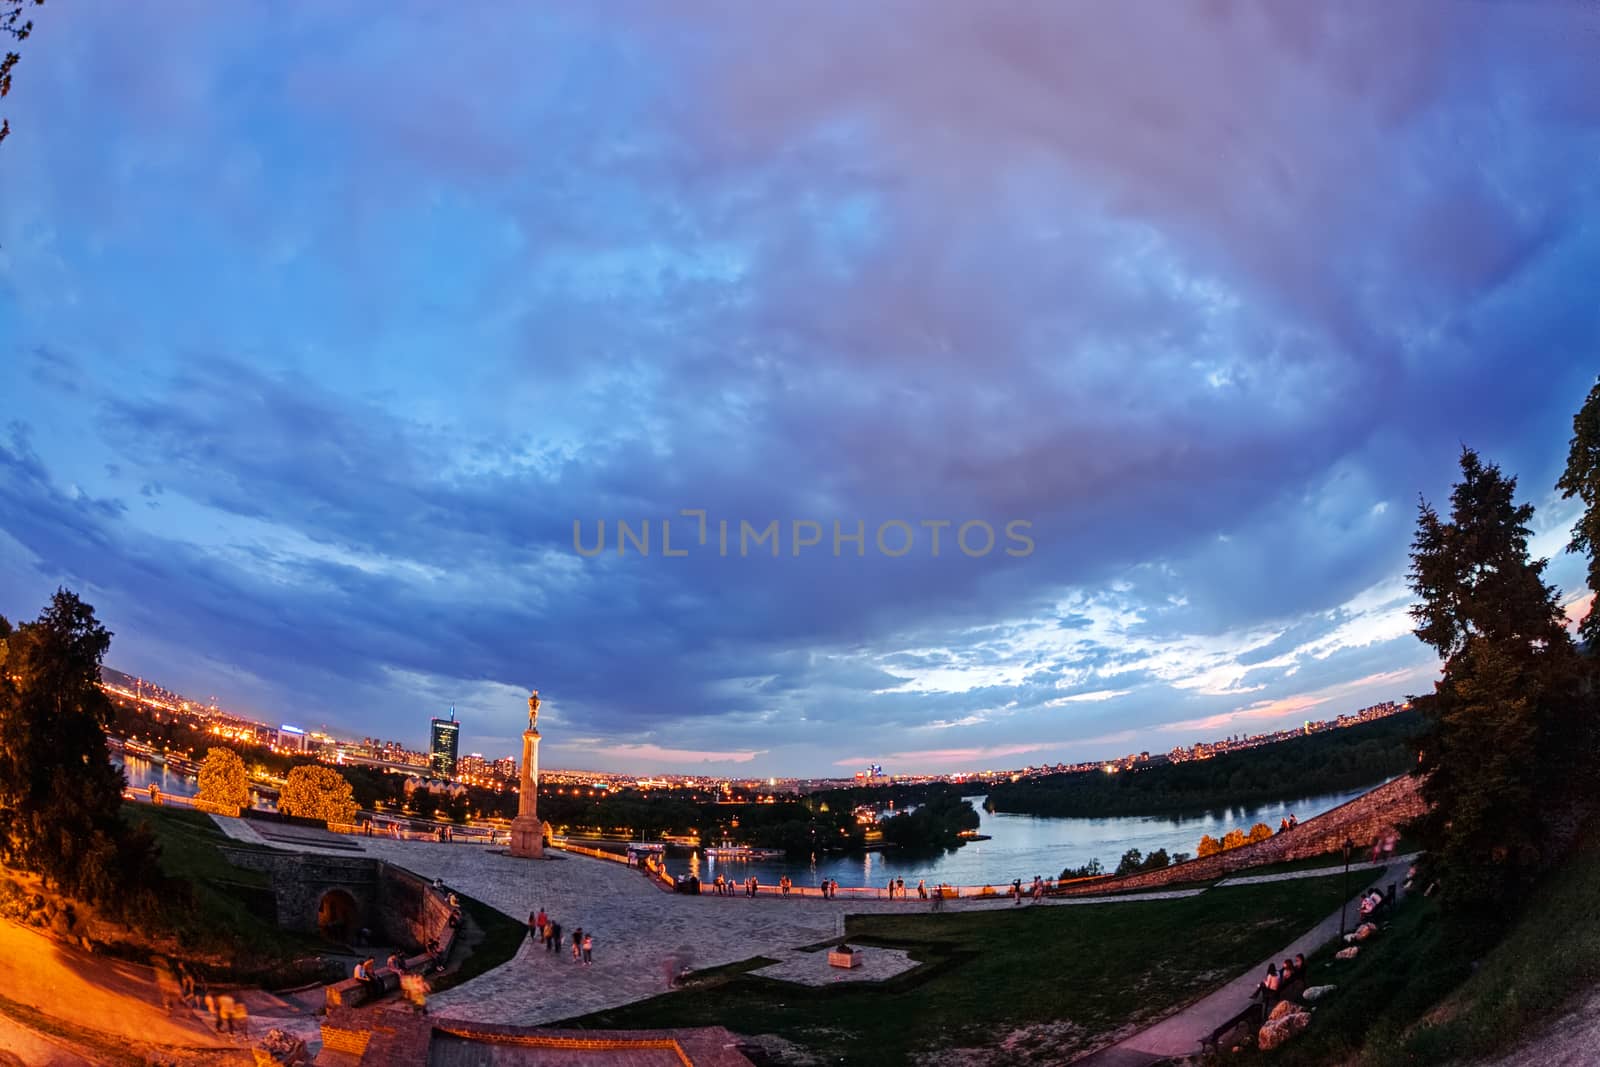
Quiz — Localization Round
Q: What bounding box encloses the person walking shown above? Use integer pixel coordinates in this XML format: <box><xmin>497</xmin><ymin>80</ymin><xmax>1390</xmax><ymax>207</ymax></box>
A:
<box><xmin>571</xmin><ymin>926</ymin><xmax>583</xmax><ymax>963</ymax></box>
<box><xmin>549</xmin><ymin>921</ymin><xmax>562</xmax><ymax>955</ymax></box>
<box><xmin>582</xmin><ymin>933</ymin><xmax>594</xmax><ymax>965</ymax></box>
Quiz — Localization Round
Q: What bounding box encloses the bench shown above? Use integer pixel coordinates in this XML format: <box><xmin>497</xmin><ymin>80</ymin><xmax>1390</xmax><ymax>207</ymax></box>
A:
<box><xmin>324</xmin><ymin>969</ymin><xmax>399</xmax><ymax>1010</ymax></box>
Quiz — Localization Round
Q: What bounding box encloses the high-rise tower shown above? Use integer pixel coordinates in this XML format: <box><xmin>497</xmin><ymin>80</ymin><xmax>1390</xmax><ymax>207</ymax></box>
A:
<box><xmin>429</xmin><ymin>707</ymin><xmax>460</xmax><ymax>778</ymax></box>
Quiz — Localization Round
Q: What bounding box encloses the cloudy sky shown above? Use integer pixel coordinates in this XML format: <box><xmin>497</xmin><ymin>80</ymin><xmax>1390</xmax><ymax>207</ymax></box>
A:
<box><xmin>1</xmin><ymin>3</ymin><xmax>1597</xmax><ymax>775</ymax></box>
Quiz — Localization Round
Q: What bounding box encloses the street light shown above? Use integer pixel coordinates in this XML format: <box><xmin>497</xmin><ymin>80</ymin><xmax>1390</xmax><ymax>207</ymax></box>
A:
<box><xmin>1339</xmin><ymin>836</ymin><xmax>1355</xmax><ymax>937</ymax></box>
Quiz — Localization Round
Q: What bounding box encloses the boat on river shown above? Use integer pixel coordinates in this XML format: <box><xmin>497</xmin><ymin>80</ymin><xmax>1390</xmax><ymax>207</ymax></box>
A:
<box><xmin>704</xmin><ymin>844</ymin><xmax>787</xmax><ymax>860</ymax></box>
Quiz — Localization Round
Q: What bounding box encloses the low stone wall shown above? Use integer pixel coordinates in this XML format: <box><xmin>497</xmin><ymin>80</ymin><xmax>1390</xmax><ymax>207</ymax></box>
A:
<box><xmin>1056</xmin><ymin>774</ymin><xmax>1429</xmax><ymax>896</ymax></box>
<box><xmin>377</xmin><ymin>863</ymin><xmax>460</xmax><ymax>952</ymax></box>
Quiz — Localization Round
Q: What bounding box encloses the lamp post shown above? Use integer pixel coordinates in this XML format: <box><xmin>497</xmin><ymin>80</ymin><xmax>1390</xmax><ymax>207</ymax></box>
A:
<box><xmin>1339</xmin><ymin>836</ymin><xmax>1355</xmax><ymax>937</ymax></box>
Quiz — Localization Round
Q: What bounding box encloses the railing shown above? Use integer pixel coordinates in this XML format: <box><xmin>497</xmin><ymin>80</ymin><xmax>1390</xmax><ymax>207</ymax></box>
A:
<box><xmin>121</xmin><ymin>787</ymin><xmax>240</xmax><ymax>816</ymax></box>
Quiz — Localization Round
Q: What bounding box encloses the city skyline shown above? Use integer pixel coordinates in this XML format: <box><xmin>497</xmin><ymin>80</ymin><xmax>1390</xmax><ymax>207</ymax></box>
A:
<box><xmin>2</xmin><ymin>5</ymin><xmax>1598</xmax><ymax>775</ymax></box>
<box><xmin>102</xmin><ymin>659</ymin><xmax>1405</xmax><ymax>782</ymax></box>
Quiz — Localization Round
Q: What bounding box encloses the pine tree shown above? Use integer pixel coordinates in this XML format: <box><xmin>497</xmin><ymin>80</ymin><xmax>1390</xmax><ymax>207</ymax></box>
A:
<box><xmin>1408</xmin><ymin>450</ymin><xmax>1582</xmax><ymax>909</ymax></box>
<box><xmin>0</xmin><ymin>589</ymin><xmax>160</xmax><ymax>910</ymax></box>
<box><xmin>1557</xmin><ymin>375</ymin><xmax>1600</xmax><ymax>645</ymax></box>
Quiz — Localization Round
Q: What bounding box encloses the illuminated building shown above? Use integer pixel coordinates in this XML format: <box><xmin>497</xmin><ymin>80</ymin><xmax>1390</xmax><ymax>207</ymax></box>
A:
<box><xmin>430</xmin><ymin>709</ymin><xmax>461</xmax><ymax>778</ymax></box>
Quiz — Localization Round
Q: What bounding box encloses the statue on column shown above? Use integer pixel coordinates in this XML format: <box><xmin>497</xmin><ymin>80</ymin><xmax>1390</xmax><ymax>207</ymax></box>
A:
<box><xmin>511</xmin><ymin>688</ymin><xmax>545</xmax><ymax>859</ymax></box>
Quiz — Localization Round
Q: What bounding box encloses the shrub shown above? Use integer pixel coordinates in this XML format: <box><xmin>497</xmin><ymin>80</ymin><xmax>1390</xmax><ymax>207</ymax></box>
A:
<box><xmin>1060</xmin><ymin>858</ymin><xmax>1104</xmax><ymax>880</ymax></box>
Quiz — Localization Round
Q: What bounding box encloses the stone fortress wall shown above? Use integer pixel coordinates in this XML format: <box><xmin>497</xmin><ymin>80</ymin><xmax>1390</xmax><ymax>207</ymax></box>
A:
<box><xmin>1057</xmin><ymin>774</ymin><xmax>1429</xmax><ymax>895</ymax></box>
<box><xmin>218</xmin><ymin>847</ymin><xmax>459</xmax><ymax>952</ymax></box>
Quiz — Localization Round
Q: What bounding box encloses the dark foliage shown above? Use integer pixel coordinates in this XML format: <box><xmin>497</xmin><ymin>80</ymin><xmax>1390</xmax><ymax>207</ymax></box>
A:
<box><xmin>1408</xmin><ymin>448</ymin><xmax>1592</xmax><ymax>910</ymax></box>
<box><xmin>0</xmin><ymin>0</ymin><xmax>44</xmax><ymax>146</ymax></box>
<box><xmin>1557</xmin><ymin>375</ymin><xmax>1600</xmax><ymax>646</ymax></box>
<box><xmin>986</xmin><ymin>711</ymin><xmax>1420</xmax><ymax>818</ymax></box>
<box><xmin>880</xmin><ymin>794</ymin><xmax>980</xmax><ymax>850</ymax></box>
<box><xmin>0</xmin><ymin>589</ymin><xmax>161</xmax><ymax>916</ymax></box>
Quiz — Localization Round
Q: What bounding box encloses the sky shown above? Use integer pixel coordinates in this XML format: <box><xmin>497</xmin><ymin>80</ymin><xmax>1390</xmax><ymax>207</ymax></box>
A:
<box><xmin>1</xmin><ymin>3</ymin><xmax>1598</xmax><ymax>776</ymax></box>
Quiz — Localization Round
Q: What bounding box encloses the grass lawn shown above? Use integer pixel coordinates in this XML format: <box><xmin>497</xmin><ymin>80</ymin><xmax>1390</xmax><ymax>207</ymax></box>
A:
<box><xmin>124</xmin><ymin>805</ymin><xmax>336</xmax><ymax>985</ymax></box>
<box><xmin>129</xmin><ymin>805</ymin><xmax>527</xmax><ymax>994</ymax></box>
<box><xmin>1243</xmin><ymin>828</ymin><xmax>1600</xmax><ymax>1066</ymax></box>
<box><xmin>562</xmin><ymin>874</ymin><xmax>1352</xmax><ymax>1065</ymax></box>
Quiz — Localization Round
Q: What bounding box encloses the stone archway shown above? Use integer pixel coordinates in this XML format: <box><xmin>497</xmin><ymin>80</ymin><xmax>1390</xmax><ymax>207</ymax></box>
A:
<box><xmin>318</xmin><ymin>888</ymin><xmax>359</xmax><ymax>942</ymax></box>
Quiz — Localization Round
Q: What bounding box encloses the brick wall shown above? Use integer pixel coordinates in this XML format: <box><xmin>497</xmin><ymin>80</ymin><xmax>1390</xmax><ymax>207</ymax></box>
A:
<box><xmin>1057</xmin><ymin>774</ymin><xmax>1429</xmax><ymax>895</ymax></box>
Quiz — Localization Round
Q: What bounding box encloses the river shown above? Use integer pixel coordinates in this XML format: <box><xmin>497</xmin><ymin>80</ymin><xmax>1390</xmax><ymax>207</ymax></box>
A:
<box><xmin>675</xmin><ymin>783</ymin><xmax>1383</xmax><ymax>889</ymax></box>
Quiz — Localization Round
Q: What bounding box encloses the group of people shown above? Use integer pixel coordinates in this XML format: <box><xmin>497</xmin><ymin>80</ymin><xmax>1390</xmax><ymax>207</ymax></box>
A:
<box><xmin>884</xmin><ymin>877</ymin><xmax>910</xmax><ymax>899</ymax></box>
<box><xmin>1006</xmin><ymin>876</ymin><xmax>1048</xmax><ymax>903</ymax></box>
<box><xmin>819</xmin><ymin>877</ymin><xmax>841</xmax><ymax>898</ymax></box>
<box><xmin>352</xmin><ymin>957</ymin><xmax>386</xmax><ymax>997</ymax></box>
<box><xmin>529</xmin><ymin>907</ymin><xmax>595</xmax><ymax>964</ymax></box>
<box><xmin>710</xmin><ymin>873</ymin><xmax>767</xmax><ymax>896</ymax></box>
<box><xmin>1276</xmin><ymin>814</ymin><xmax>1301</xmax><ymax>833</ymax></box>
<box><xmin>1257</xmin><ymin>953</ymin><xmax>1310</xmax><ymax>1006</ymax></box>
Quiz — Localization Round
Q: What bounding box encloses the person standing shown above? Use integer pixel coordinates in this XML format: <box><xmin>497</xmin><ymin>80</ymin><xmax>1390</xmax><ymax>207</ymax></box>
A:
<box><xmin>582</xmin><ymin>933</ymin><xmax>594</xmax><ymax>965</ymax></box>
<box><xmin>571</xmin><ymin>926</ymin><xmax>583</xmax><ymax>963</ymax></box>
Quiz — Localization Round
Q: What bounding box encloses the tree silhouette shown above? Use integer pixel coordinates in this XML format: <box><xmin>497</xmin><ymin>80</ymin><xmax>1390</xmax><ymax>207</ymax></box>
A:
<box><xmin>1557</xmin><ymin>375</ymin><xmax>1600</xmax><ymax>645</ymax></box>
<box><xmin>1</xmin><ymin>0</ymin><xmax>45</xmax><ymax>147</ymax></box>
<box><xmin>1408</xmin><ymin>449</ymin><xmax>1585</xmax><ymax>909</ymax></box>
<box><xmin>0</xmin><ymin>589</ymin><xmax>160</xmax><ymax>912</ymax></box>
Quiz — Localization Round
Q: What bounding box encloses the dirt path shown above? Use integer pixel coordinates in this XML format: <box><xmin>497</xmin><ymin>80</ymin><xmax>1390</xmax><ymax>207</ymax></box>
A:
<box><xmin>0</xmin><ymin>918</ymin><xmax>243</xmax><ymax>1062</ymax></box>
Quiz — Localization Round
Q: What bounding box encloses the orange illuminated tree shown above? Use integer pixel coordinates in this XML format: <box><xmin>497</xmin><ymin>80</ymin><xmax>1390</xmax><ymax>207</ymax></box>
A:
<box><xmin>197</xmin><ymin>747</ymin><xmax>250</xmax><ymax>812</ymax></box>
<box><xmin>279</xmin><ymin>764</ymin><xmax>359</xmax><ymax>825</ymax></box>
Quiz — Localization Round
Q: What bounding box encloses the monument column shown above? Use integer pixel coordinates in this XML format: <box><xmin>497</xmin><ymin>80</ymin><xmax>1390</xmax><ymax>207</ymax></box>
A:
<box><xmin>509</xmin><ymin>690</ymin><xmax>546</xmax><ymax>859</ymax></box>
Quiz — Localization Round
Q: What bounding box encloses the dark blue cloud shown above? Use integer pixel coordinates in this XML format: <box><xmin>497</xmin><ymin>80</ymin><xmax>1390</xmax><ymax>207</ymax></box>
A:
<box><xmin>0</xmin><ymin>2</ymin><xmax>1597</xmax><ymax>772</ymax></box>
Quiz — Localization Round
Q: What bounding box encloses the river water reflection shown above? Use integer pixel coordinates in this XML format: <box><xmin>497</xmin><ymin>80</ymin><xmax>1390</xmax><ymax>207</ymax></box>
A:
<box><xmin>679</xmin><ymin>783</ymin><xmax>1383</xmax><ymax>889</ymax></box>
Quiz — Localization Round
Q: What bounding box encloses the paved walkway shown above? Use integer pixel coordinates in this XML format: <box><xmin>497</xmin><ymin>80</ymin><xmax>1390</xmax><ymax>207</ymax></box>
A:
<box><xmin>1214</xmin><ymin>853</ymin><xmax>1419</xmax><ymax>887</ymax></box>
<box><xmin>1075</xmin><ymin>858</ymin><xmax>1415</xmax><ymax>1066</ymax></box>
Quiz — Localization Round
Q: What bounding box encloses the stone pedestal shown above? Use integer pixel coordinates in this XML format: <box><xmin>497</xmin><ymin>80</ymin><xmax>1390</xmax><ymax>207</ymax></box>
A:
<box><xmin>509</xmin><ymin>723</ymin><xmax>544</xmax><ymax>859</ymax></box>
<box><xmin>509</xmin><ymin>814</ymin><xmax>545</xmax><ymax>859</ymax></box>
